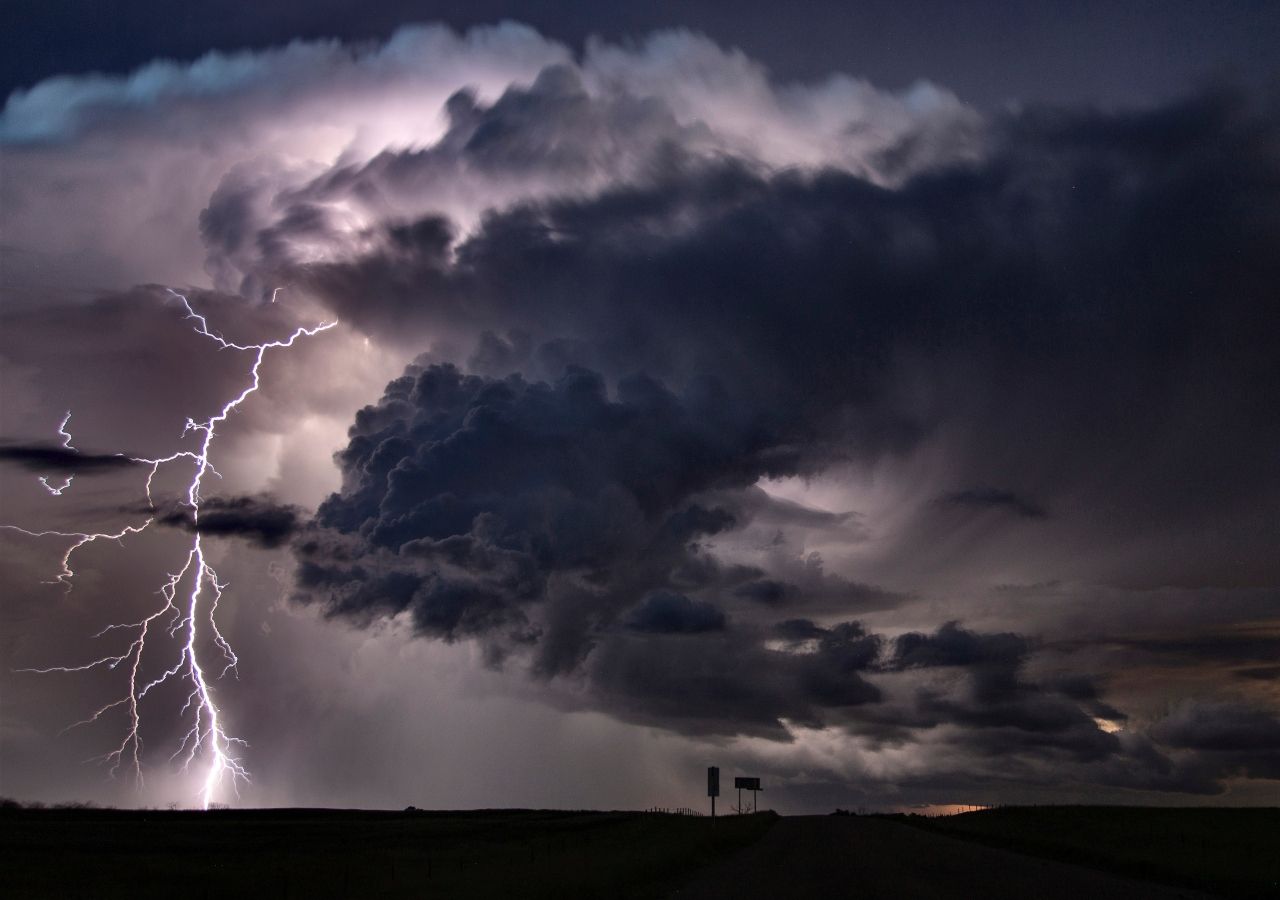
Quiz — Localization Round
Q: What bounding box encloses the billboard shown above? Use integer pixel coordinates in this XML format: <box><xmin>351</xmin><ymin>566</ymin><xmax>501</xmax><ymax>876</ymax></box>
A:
<box><xmin>733</xmin><ymin>776</ymin><xmax>761</xmax><ymax>791</ymax></box>
<box><xmin>707</xmin><ymin>766</ymin><xmax>720</xmax><ymax>797</ymax></box>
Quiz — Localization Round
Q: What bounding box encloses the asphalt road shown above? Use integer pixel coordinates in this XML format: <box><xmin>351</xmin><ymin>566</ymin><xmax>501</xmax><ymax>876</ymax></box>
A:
<box><xmin>671</xmin><ymin>816</ymin><xmax>1215</xmax><ymax>900</ymax></box>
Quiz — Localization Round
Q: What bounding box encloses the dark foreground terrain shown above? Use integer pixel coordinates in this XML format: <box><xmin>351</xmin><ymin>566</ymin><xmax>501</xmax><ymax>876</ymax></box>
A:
<box><xmin>0</xmin><ymin>807</ymin><xmax>773</xmax><ymax>900</ymax></box>
<box><xmin>1</xmin><ymin>805</ymin><xmax>1275</xmax><ymax>899</ymax></box>
<box><xmin>914</xmin><ymin>806</ymin><xmax>1280</xmax><ymax>899</ymax></box>
<box><xmin>676</xmin><ymin>814</ymin><xmax>1261</xmax><ymax>900</ymax></box>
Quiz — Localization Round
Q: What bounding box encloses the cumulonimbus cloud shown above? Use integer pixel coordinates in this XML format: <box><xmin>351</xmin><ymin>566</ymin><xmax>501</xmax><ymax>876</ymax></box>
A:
<box><xmin>4</xmin><ymin>22</ymin><xmax>1278</xmax><ymax>802</ymax></box>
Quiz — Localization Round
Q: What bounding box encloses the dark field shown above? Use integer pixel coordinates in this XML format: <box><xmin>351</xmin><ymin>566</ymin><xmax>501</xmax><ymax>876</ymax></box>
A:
<box><xmin>676</xmin><ymin>814</ymin><xmax>1225</xmax><ymax>900</ymax></box>
<box><xmin>0</xmin><ymin>807</ymin><xmax>776</xmax><ymax>900</ymax></box>
<box><xmin>3</xmin><ymin>805</ymin><xmax>1276</xmax><ymax>899</ymax></box>
<box><xmin>905</xmin><ymin>806</ymin><xmax>1280</xmax><ymax>899</ymax></box>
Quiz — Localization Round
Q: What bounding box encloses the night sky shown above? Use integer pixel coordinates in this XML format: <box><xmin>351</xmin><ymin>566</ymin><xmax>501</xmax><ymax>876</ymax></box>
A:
<box><xmin>1</xmin><ymin>2</ymin><xmax>1278</xmax><ymax>812</ymax></box>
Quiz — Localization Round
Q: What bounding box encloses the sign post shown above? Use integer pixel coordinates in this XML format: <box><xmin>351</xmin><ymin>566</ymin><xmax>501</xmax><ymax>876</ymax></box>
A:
<box><xmin>707</xmin><ymin>766</ymin><xmax>720</xmax><ymax>819</ymax></box>
<box><xmin>733</xmin><ymin>776</ymin><xmax>762</xmax><ymax>813</ymax></box>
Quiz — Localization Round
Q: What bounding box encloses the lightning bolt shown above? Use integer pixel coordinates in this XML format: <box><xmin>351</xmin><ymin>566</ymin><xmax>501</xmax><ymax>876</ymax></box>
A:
<box><xmin>53</xmin><ymin>410</ymin><xmax>77</xmax><ymax>450</ymax></box>
<box><xmin>36</xmin><ymin>412</ymin><xmax>77</xmax><ymax>495</ymax></box>
<box><xmin>2</xmin><ymin>290</ymin><xmax>335</xmax><ymax>809</ymax></box>
<box><xmin>38</xmin><ymin>475</ymin><xmax>74</xmax><ymax>496</ymax></box>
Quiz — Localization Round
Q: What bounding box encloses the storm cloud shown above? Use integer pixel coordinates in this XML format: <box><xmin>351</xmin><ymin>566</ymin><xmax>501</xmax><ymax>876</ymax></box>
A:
<box><xmin>0</xmin><ymin>443</ymin><xmax>141</xmax><ymax>475</ymax></box>
<box><xmin>294</xmin><ymin>360</ymin><xmax>813</xmax><ymax>673</ymax></box>
<box><xmin>155</xmin><ymin>495</ymin><xmax>302</xmax><ymax>549</ymax></box>
<box><xmin>272</xmin><ymin>55</ymin><xmax>1280</xmax><ymax>797</ymax></box>
<box><xmin>3</xmin><ymin>21</ymin><xmax>1278</xmax><ymax>810</ymax></box>
<box><xmin>268</xmin><ymin>86</ymin><xmax>1280</xmax><ymax>599</ymax></box>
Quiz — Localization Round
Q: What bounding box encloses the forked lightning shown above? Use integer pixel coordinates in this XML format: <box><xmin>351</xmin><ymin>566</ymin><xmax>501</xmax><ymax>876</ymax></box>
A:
<box><xmin>2</xmin><ymin>291</ymin><xmax>335</xmax><ymax>808</ymax></box>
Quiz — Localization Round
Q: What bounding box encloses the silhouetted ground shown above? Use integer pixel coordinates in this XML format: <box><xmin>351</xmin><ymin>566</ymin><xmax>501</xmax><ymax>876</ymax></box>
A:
<box><xmin>4</xmin><ymin>805</ymin><xmax>1274</xmax><ymax>898</ymax></box>
<box><xmin>910</xmin><ymin>806</ymin><xmax>1280</xmax><ymax>899</ymax></box>
<box><xmin>0</xmin><ymin>807</ymin><xmax>775</xmax><ymax>900</ymax></box>
<box><xmin>672</xmin><ymin>815</ymin><xmax>1224</xmax><ymax>900</ymax></box>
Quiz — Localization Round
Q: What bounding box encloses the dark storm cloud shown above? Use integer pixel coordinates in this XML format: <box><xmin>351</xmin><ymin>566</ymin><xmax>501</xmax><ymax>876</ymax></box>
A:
<box><xmin>623</xmin><ymin>591</ymin><xmax>726</xmax><ymax>634</ymax></box>
<box><xmin>1151</xmin><ymin>703</ymin><xmax>1280</xmax><ymax>782</ymax></box>
<box><xmin>292</xmin><ymin>341</ymin><xmax>915</xmax><ymax>676</ymax></box>
<box><xmin>937</xmin><ymin>488</ymin><xmax>1047</xmax><ymax>519</ymax></box>
<box><xmin>588</xmin><ymin>619</ymin><xmax>882</xmax><ymax>738</ymax></box>
<box><xmin>1103</xmin><ymin>630</ymin><xmax>1280</xmax><ymax>668</ymax></box>
<box><xmin>279</xmin><ymin>86</ymin><xmax>1280</xmax><ymax>591</ymax></box>
<box><xmin>289</xmin><ymin>86</ymin><xmax>1277</xmax><ymax>394</ymax></box>
<box><xmin>892</xmin><ymin>620</ymin><xmax>1030</xmax><ymax>670</ymax></box>
<box><xmin>155</xmin><ymin>495</ymin><xmax>302</xmax><ymax>549</ymax></box>
<box><xmin>575</xmin><ymin>615</ymin><xmax>1280</xmax><ymax>799</ymax></box>
<box><xmin>733</xmin><ymin>579</ymin><xmax>794</xmax><ymax>605</ymax></box>
<box><xmin>882</xmin><ymin>622</ymin><xmax>1123</xmax><ymax>761</ymax></box>
<box><xmin>586</xmin><ymin>618</ymin><xmax>1141</xmax><ymax>761</ymax></box>
<box><xmin>0</xmin><ymin>443</ymin><xmax>140</xmax><ymax>474</ymax></box>
<box><xmin>1154</xmin><ymin>703</ymin><xmax>1280</xmax><ymax>753</ymax></box>
<box><xmin>281</xmin><ymin>83</ymin><xmax>1280</xmax><ymax>795</ymax></box>
<box><xmin>293</xmin><ymin>361</ymin><xmax>819</xmax><ymax>673</ymax></box>
<box><xmin>726</xmin><ymin>558</ymin><xmax>905</xmax><ymax>611</ymax></box>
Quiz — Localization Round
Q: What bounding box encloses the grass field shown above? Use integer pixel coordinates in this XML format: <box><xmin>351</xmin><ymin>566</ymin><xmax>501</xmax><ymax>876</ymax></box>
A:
<box><xmin>0</xmin><ymin>807</ymin><xmax>777</xmax><ymax>900</ymax></box>
<box><xmin>902</xmin><ymin>806</ymin><xmax>1280</xmax><ymax>899</ymax></box>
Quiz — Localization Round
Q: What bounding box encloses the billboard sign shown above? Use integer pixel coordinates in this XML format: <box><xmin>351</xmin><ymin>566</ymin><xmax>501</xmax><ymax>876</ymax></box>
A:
<box><xmin>707</xmin><ymin>766</ymin><xmax>720</xmax><ymax>797</ymax></box>
<box><xmin>734</xmin><ymin>776</ymin><xmax>762</xmax><ymax>791</ymax></box>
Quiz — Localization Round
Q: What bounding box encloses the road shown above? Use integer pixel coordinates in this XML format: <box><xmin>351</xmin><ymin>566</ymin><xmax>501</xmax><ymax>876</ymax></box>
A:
<box><xmin>671</xmin><ymin>816</ymin><xmax>1215</xmax><ymax>900</ymax></box>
